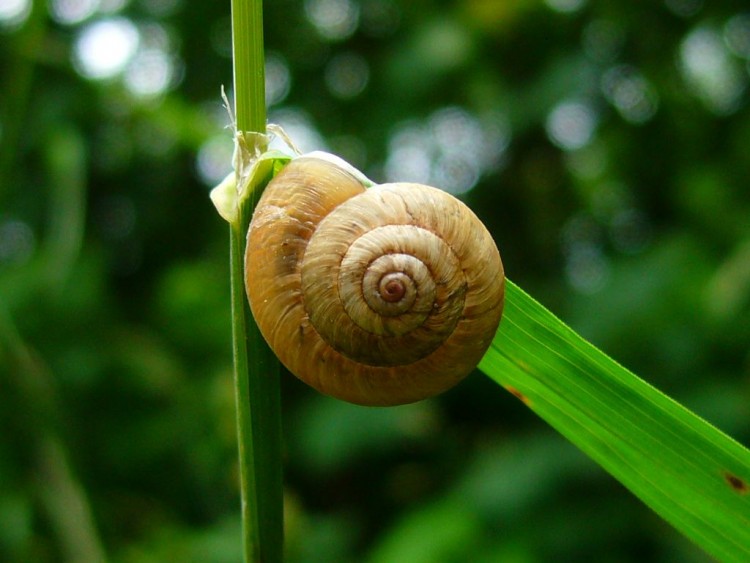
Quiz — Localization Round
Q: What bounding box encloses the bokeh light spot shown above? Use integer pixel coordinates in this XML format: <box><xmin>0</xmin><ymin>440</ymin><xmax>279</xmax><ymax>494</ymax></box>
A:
<box><xmin>565</xmin><ymin>244</ymin><xmax>610</xmax><ymax>293</ymax></box>
<box><xmin>724</xmin><ymin>14</ymin><xmax>750</xmax><ymax>59</ymax></box>
<box><xmin>123</xmin><ymin>23</ymin><xmax>177</xmax><ymax>98</ymax></box>
<box><xmin>324</xmin><ymin>52</ymin><xmax>369</xmax><ymax>99</ymax></box>
<box><xmin>196</xmin><ymin>135</ymin><xmax>233</xmax><ymax>187</ymax></box>
<box><xmin>305</xmin><ymin>0</ymin><xmax>359</xmax><ymax>41</ymax></box>
<box><xmin>601</xmin><ymin>65</ymin><xmax>659</xmax><ymax>124</ymax></box>
<box><xmin>385</xmin><ymin>107</ymin><xmax>509</xmax><ymax>194</ymax></box>
<box><xmin>73</xmin><ymin>18</ymin><xmax>139</xmax><ymax>80</ymax></box>
<box><xmin>50</xmin><ymin>0</ymin><xmax>99</xmax><ymax>25</ymax></box>
<box><xmin>0</xmin><ymin>0</ymin><xmax>30</xmax><ymax>28</ymax></box>
<box><xmin>268</xmin><ymin>108</ymin><xmax>328</xmax><ymax>154</ymax></box>
<box><xmin>546</xmin><ymin>100</ymin><xmax>597</xmax><ymax>151</ymax></box>
<box><xmin>265</xmin><ymin>52</ymin><xmax>291</xmax><ymax>106</ymax></box>
<box><xmin>386</xmin><ymin>128</ymin><xmax>432</xmax><ymax>185</ymax></box>
<box><xmin>680</xmin><ymin>26</ymin><xmax>747</xmax><ymax>115</ymax></box>
<box><xmin>124</xmin><ymin>48</ymin><xmax>174</xmax><ymax>97</ymax></box>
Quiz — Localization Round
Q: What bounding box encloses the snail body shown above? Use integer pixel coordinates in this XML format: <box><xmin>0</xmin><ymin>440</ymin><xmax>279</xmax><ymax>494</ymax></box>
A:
<box><xmin>245</xmin><ymin>154</ymin><xmax>505</xmax><ymax>406</ymax></box>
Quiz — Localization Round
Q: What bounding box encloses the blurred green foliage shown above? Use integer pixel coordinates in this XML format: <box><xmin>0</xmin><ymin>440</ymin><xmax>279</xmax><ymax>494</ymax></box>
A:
<box><xmin>1</xmin><ymin>0</ymin><xmax>749</xmax><ymax>561</ymax></box>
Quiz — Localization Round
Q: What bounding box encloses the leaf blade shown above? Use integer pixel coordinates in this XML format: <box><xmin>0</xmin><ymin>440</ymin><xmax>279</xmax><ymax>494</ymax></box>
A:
<box><xmin>479</xmin><ymin>280</ymin><xmax>750</xmax><ymax>561</ymax></box>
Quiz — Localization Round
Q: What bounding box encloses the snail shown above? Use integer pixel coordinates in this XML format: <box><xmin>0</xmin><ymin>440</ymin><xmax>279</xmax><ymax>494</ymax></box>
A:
<box><xmin>244</xmin><ymin>152</ymin><xmax>505</xmax><ymax>406</ymax></box>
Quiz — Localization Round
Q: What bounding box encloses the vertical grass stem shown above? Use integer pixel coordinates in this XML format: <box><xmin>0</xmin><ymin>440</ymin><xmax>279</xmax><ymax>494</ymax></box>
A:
<box><xmin>229</xmin><ymin>0</ymin><xmax>283</xmax><ymax>561</ymax></box>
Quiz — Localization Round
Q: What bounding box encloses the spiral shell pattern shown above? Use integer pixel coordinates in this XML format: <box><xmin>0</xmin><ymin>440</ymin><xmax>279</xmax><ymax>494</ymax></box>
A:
<box><xmin>245</xmin><ymin>156</ymin><xmax>504</xmax><ymax>406</ymax></box>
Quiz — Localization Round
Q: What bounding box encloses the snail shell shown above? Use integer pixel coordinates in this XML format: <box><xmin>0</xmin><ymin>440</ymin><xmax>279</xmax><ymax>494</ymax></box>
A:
<box><xmin>245</xmin><ymin>154</ymin><xmax>505</xmax><ymax>406</ymax></box>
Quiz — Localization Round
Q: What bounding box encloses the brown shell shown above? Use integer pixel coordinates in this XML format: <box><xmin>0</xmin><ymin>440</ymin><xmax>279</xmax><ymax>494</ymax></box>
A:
<box><xmin>245</xmin><ymin>156</ymin><xmax>505</xmax><ymax>406</ymax></box>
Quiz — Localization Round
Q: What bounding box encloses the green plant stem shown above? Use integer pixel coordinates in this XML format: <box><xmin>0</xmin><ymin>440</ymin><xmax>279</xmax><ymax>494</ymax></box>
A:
<box><xmin>229</xmin><ymin>0</ymin><xmax>283</xmax><ymax>561</ymax></box>
<box><xmin>232</xmin><ymin>0</ymin><xmax>266</xmax><ymax>134</ymax></box>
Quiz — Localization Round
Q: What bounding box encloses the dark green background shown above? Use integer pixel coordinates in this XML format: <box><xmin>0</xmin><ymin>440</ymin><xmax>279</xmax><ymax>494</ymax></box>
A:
<box><xmin>1</xmin><ymin>1</ymin><xmax>749</xmax><ymax>561</ymax></box>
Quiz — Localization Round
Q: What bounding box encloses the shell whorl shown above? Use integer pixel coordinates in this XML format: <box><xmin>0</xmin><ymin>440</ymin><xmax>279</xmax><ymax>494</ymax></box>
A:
<box><xmin>245</xmin><ymin>155</ymin><xmax>505</xmax><ymax>406</ymax></box>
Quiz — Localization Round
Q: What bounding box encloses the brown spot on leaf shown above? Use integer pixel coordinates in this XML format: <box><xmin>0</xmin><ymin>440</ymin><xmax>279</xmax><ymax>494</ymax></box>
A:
<box><xmin>724</xmin><ymin>472</ymin><xmax>749</xmax><ymax>494</ymax></box>
<box><xmin>506</xmin><ymin>386</ymin><xmax>530</xmax><ymax>405</ymax></box>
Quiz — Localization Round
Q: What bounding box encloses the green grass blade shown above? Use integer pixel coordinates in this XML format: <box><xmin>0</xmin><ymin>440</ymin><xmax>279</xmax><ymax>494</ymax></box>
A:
<box><xmin>479</xmin><ymin>280</ymin><xmax>750</xmax><ymax>561</ymax></box>
<box><xmin>228</xmin><ymin>0</ymin><xmax>284</xmax><ymax>561</ymax></box>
